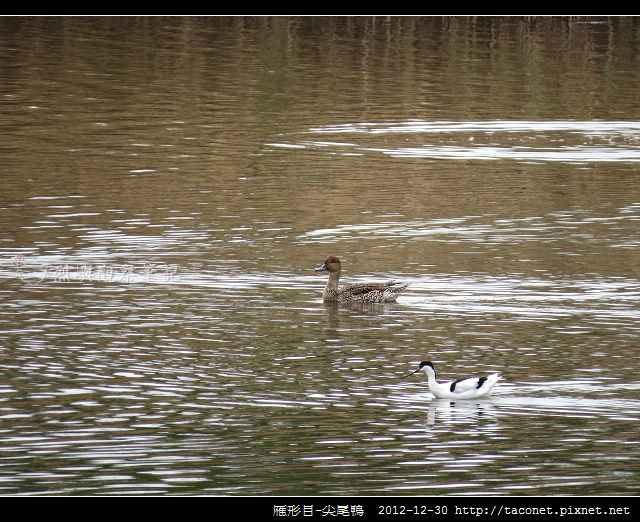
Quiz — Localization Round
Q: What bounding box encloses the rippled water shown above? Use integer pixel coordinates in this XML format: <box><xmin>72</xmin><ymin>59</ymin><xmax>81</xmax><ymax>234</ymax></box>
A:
<box><xmin>1</xmin><ymin>16</ymin><xmax>640</xmax><ymax>496</ymax></box>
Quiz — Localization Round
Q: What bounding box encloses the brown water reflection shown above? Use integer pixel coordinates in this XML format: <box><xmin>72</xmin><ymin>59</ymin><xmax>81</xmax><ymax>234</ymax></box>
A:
<box><xmin>1</xmin><ymin>16</ymin><xmax>640</xmax><ymax>496</ymax></box>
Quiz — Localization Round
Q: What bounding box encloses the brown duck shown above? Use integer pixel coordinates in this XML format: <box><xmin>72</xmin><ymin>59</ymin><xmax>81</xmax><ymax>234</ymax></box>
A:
<box><xmin>314</xmin><ymin>256</ymin><xmax>408</xmax><ymax>303</ymax></box>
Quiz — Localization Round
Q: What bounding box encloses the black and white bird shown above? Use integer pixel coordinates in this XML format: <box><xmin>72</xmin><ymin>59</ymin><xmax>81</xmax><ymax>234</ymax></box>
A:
<box><xmin>404</xmin><ymin>361</ymin><xmax>501</xmax><ymax>399</ymax></box>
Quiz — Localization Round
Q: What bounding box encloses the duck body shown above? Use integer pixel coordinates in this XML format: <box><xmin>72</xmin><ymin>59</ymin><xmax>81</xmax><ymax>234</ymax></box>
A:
<box><xmin>315</xmin><ymin>256</ymin><xmax>408</xmax><ymax>303</ymax></box>
<box><xmin>405</xmin><ymin>361</ymin><xmax>501</xmax><ymax>399</ymax></box>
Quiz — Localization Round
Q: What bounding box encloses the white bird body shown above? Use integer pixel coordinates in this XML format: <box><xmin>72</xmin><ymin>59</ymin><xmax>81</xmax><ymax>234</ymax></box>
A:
<box><xmin>405</xmin><ymin>361</ymin><xmax>501</xmax><ymax>399</ymax></box>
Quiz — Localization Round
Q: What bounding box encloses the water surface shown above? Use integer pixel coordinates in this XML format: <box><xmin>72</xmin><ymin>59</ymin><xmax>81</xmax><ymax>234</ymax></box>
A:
<box><xmin>1</xmin><ymin>16</ymin><xmax>639</xmax><ymax>496</ymax></box>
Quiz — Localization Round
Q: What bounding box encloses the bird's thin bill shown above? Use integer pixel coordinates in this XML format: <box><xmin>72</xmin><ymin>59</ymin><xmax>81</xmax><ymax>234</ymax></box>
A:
<box><xmin>401</xmin><ymin>368</ymin><xmax>420</xmax><ymax>379</ymax></box>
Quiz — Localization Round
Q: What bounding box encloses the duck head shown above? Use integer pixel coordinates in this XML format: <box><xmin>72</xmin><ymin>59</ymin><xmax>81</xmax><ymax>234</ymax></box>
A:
<box><xmin>315</xmin><ymin>256</ymin><xmax>342</xmax><ymax>273</ymax></box>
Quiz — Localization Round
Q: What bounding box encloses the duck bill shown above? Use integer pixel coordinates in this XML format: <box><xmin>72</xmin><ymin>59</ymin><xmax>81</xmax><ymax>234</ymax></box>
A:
<box><xmin>314</xmin><ymin>264</ymin><xmax>328</xmax><ymax>272</ymax></box>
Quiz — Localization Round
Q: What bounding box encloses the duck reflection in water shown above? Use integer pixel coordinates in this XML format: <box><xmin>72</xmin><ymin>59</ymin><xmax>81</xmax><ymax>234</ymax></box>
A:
<box><xmin>425</xmin><ymin>398</ymin><xmax>500</xmax><ymax>428</ymax></box>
